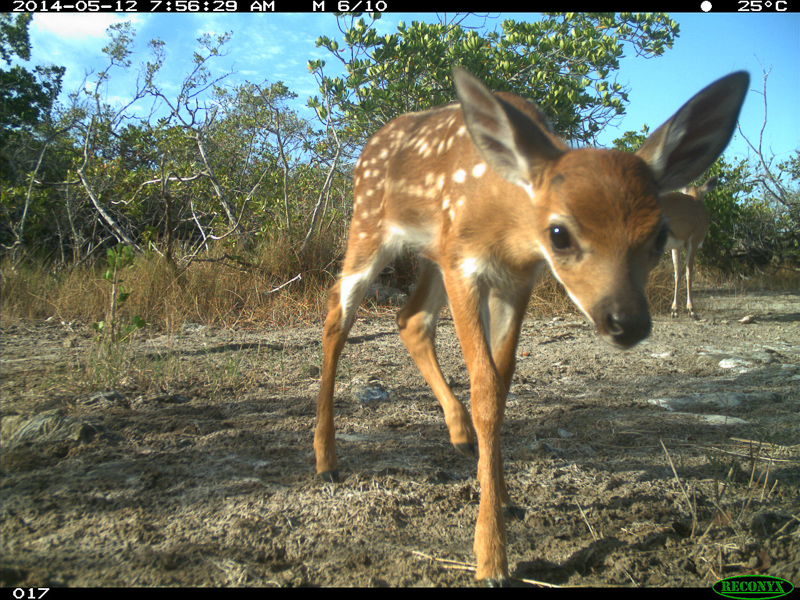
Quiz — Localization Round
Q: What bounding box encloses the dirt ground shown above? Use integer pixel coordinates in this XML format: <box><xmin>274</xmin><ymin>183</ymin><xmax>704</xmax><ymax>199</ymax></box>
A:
<box><xmin>1</xmin><ymin>286</ymin><xmax>798</xmax><ymax>588</ymax></box>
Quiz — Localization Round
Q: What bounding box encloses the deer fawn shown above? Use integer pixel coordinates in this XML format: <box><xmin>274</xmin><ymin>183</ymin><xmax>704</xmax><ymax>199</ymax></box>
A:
<box><xmin>660</xmin><ymin>176</ymin><xmax>719</xmax><ymax>318</ymax></box>
<box><xmin>314</xmin><ymin>67</ymin><xmax>748</xmax><ymax>585</ymax></box>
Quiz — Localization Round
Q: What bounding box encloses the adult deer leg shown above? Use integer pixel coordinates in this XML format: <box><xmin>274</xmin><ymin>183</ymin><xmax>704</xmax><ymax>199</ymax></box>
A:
<box><xmin>670</xmin><ymin>248</ymin><xmax>682</xmax><ymax>318</ymax></box>
<box><xmin>396</xmin><ymin>259</ymin><xmax>476</xmax><ymax>455</ymax></box>
<box><xmin>685</xmin><ymin>241</ymin><xmax>699</xmax><ymax>319</ymax></box>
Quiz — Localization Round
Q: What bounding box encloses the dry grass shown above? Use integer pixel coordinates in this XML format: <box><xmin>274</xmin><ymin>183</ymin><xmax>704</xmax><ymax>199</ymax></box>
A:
<box><xmin>646</xmin><ymin>260</ymin><xmax>681</xmax><ymax>317</ymax></box>
<box><xmin>1</xmin><ymin>244</ymin><xmax>795</xmax><ymax>332</ymax></box>
<box><xmin>0</xmin><ymin>234</ymin><xmax>337</xmax><ymax>331</ymax></box>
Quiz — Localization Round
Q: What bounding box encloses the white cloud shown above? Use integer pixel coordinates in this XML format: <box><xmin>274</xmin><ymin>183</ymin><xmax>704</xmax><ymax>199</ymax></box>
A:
<box><xmin>31</xmin><ymin>13</ymin><xmax>143</xmax><ymax>40</ymax></box>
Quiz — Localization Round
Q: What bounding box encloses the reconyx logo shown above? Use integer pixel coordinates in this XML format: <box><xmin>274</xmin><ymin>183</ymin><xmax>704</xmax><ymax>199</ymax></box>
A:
<box><xmin>713</xmin><ymin>575</ymin><xmax>794</xmax><ymax>599</ymax></box>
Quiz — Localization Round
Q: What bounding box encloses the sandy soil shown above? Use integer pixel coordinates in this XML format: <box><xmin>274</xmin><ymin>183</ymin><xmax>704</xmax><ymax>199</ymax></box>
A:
<box><xmin>1</xmin><ymin>287</ymin><xmax>798</xmax><ymax>587</ymax></box>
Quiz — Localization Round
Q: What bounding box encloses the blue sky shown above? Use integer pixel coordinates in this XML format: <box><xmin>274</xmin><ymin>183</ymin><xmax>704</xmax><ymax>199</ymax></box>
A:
<box><xmin>23</xmin><ymin>11</ymin><xmax>799</xmax><ymax>164</ymax></box>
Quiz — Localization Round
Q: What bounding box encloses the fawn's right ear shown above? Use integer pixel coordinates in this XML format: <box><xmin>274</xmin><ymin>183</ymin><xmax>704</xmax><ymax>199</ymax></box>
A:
<box><xmin>452</xmin><ymin>66</ymin><xmax>564</xmax><ymax>190</ymax></box>
<box><xmin>636</xmin><ymin>72</ymin><xmax>749</xmax><ymax>194</ymax></box>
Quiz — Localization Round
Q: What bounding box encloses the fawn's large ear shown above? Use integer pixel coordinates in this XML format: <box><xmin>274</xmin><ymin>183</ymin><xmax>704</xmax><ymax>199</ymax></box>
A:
<box><xmin>636</xmin><ymin>72</ymin><xmax>749</xmax><ymax>194</ymax></box>
<box><xmin>453</xmin><ymin>66</ymin><xmax>564</xmax><ymax>188</ymax></box>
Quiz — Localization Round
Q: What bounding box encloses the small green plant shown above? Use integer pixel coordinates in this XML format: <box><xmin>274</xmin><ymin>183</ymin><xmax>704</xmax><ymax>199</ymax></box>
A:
<box><xmin>91</xmin><ymin>245</ymin><xmax>146</xmax><ymax>344</ymax></box>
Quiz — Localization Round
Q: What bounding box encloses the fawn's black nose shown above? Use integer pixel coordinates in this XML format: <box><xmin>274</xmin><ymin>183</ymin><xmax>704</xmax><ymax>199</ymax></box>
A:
<box><xmin>593</xmin><ymin>296</ymin><xmax>652</xmax><ymax>349</ymax></box>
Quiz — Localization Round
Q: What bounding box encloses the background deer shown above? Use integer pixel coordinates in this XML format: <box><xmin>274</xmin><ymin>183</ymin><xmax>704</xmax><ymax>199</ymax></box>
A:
<box><xmin>314</xmin><ymin>67</ymin><xmax>748</xmax><ymax>585</ymax></box>
<box><xmin>660</xmin><ymin>176</ymin><xmax>719</xmax><ymax>319</ymax></box>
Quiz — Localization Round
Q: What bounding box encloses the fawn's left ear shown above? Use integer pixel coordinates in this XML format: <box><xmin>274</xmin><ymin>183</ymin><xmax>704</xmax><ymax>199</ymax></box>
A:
<box><xmin>636</xmin><ymin>72</ymin><xmax>749</xmax><ymax>194</ymax></box>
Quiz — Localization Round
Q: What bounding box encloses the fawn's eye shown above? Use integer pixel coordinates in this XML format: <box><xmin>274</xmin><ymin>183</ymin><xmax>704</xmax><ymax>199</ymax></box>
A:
<box><xmin>549</xmin><ymin>225</ymin><xmax>572</xmax><ymax>252</ymax></box>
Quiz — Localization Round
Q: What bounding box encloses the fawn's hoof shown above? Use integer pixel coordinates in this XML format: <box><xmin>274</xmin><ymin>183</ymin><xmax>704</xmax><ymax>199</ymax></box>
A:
<box><xmin>482</xmin><ymin>576</ymin><xmax>513</xmax><ymax>588</ymax></box>
<box><xmin>454</xmin><ymin>442</ymin><xmax>477</xmax><ymax>457</ymax></box>
<box><xmin>503</xmin><ymin>504</ymin><xmax>526</xmax><ymax>520</ymax></box>
<box><xmin>318</xmin><ymin>469</ymin><xmax>339</xmax><ymax>483</ymax></box>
